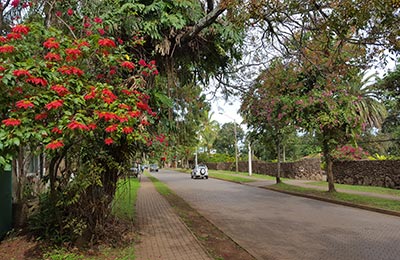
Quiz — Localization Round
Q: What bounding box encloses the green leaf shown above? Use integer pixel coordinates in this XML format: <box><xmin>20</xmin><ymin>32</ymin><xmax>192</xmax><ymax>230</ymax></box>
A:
<box><xmin>11</xmin><ymin>137</ymin><xmax>20</xmax><ymax>146</ymax></box>
<box><xmin>155</xmin><ymin>93</ymin><xmax>173</xmax><ymax>108</ymax></box>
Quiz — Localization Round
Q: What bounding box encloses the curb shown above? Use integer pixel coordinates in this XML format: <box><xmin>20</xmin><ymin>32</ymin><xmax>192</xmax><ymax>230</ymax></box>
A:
<box><xmin>262</xmin><ymin>186</ymin><xmax>400</xmax><ymax>218</ymax></box>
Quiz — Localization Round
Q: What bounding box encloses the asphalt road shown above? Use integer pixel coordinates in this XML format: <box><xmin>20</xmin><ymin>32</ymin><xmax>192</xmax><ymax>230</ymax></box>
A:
<box><xmin>150</xmin><ymin>169</ymin><xmax>400</xmax><ymax>260</ymax></box>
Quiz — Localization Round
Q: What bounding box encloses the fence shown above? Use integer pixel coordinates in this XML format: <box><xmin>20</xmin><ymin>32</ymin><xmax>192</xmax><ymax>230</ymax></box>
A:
<box><xmin>206</xmin><ymin>158</ymin><xmax>324</xmax><ymax>180</ymax></box>
<box><xmin>333</xmin><ymin>160</ymin><xmax>400</xmax><ymax>189</ymax></box>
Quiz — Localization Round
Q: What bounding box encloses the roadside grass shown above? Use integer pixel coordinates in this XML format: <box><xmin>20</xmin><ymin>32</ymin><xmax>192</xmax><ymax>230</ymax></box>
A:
<box><xmin>112</xmin><ymin>177</ymin><xmax>140</xmax><ymax>221</ymax></box>
<box><xmin>208</xmin><ymin>169</ymin><xmax>291</xmax><ymax>182</ymax></box>
<box><xmin>146</xmin><ymin>173</ymin><xmax>171</xmax><ymax>196</ymax></box>
<box><xmin>208</xmin><ymin>171</ymin><xmax>256</xmax><ymax>183</ymax></box>
<box><xmin>44</xmin><ymin>177</ymin><xmax>140</xmax><ymax>260</ymax></box>
<box><xmin>306</xmin><ymin>181</ymin><xmax>400</xmax><ymax>197</ymax></box>
<box><xmin>270</xmin><ymin>183</ymin><xmax>400</xmax><ymax>213</ymax></box>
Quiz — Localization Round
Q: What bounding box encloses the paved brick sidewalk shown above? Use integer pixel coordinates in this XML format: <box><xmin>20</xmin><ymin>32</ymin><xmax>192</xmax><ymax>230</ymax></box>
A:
<box><xmin>135</xmin><ymin>176</ymin><xmax>212</xmax><ymax>260</ymax></box>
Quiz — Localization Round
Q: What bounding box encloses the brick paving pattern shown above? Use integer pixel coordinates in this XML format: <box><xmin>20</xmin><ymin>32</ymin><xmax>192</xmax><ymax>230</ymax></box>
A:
<box><xmin>135</xmin><ymin>176</ymin><xmax>212</xmax><ymax>260</ymax></box>
<box><xmin>154</xmin><ymin>170</ymin><xmax>400</xmax><ymax>260</ymax></box>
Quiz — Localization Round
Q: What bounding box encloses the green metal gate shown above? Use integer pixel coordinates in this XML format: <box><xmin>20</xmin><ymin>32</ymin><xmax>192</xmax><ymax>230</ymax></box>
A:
<box><xmin>0</xmin><ymin>168</ymin><xmax>12</xmax><ymax>239</ymax></box>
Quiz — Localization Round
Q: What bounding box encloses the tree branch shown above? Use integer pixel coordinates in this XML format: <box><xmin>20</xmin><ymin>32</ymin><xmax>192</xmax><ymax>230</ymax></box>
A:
<box><xmin>180</xmin><ymin>3</ymin><xmax>226</xmax><ymax>44</ymax></box>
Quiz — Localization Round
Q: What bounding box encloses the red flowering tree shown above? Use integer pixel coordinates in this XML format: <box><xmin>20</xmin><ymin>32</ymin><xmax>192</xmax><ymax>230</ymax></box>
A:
<box><xmin>0</xmin><ymin>19</ymin><xmax>160</xmax><ymax>242</ymax></box>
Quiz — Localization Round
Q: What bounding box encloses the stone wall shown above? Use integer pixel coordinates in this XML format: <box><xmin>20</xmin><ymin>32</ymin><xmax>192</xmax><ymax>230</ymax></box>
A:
<box><xmin>333</xmin><ymin>160</ymin><xmax>400</xmax><ymax>189</ymax></box>
<box><xmin>206</xmin><ymin>158</ymin><xmax>323</xmax><ymax>181</ymax></box>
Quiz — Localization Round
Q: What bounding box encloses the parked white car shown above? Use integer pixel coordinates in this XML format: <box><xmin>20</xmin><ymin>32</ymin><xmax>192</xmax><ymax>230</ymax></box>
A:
<box><xmin>191</xmin><ymin>164</ymin><xmax>208</xmax><ymax>179</ymax></box>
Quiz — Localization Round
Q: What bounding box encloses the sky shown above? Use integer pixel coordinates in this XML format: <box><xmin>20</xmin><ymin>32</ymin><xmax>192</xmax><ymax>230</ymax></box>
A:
<box><xmin>210</xmin><ymin>96</ymin><xmax>243</xmax><ymax>125</ymax></box>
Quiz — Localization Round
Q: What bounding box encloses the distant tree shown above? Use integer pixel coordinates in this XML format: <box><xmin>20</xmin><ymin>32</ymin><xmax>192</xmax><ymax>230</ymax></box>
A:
<box><xmin>213</xmin><ymin>122</ymin><xmax>244</xmax><ymax>156</ymax></box>
<box><xmin>199</xmin><ymin>111</ymin><xmax>220</xmax><ymax>154</ymax></box>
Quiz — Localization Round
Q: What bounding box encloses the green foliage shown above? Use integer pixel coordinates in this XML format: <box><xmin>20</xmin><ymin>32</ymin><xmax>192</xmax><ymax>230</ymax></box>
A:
<box><xmin>213</xmin><ymin>122</ymin><xmax>244</xmax><ymax>155</ymax></box>
<box><xmin>112</xmin><ymin>178</ymin><xmax>140</xmax><ymax>221</ymax></box>
<box><xmin>368</xmin><ymin>154</ymin><xmax>400</xmax><ymax>161</ymax></box>
<box><xmin>42</xmin><ymin>248</ymin><xmax>84</xmax><ymax>260</ymax></box>
<box><xmin>198</xmin><ymin>152</ymin><xmax>235</xmax><ymax>163</ymax></box>
<box><xmin>272</xmin><ymin>182</ymin><xmax>400</xmax><ymax>212</ymax></box>
<box><xmin>29</xmin><ymin>193</ymin><xmax>73</xmax><ymax>244</ymax></box>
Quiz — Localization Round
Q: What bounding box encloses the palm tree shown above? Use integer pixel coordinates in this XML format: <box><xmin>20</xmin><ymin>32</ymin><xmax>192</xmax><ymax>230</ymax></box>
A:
<box><xmin>200</xmin><ymin>111</ymin><xmax>220</xmax><ymax>154</ymax></box>
<box><xmin>350</xmin><ymin>73</ymin><xmax>387</xmax><ymax>129</ymax></box>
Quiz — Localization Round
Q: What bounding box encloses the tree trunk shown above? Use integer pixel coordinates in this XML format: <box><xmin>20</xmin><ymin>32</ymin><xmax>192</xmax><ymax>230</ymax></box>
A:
<box><xmin>322</xmin><ymin>139</ymin><xmax>336</xmax><ymax>192</ymax></box>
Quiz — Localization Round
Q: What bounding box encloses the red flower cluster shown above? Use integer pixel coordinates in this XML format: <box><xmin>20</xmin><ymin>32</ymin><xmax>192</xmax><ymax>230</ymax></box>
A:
<box><xmin>51</xmin><ymin>85</ymin><xmax>70</xmax><ymax>96</ymax></box>
<box><xmin>97</xmin><ymin>28</ymin><xmax>106</xmax><ymax>35</ymax></box>
<box><xmin>118</xmin><ymin>116</ymin><xmax>128</xmax><ymax>123</ymax></box>
<box><xmin>87</xmin><ymin>123</ymin><xmax>97</xmax><ymax>130</ymax></box>
<box><xmin>0</xmin><ymin>45</ymin><xmax>15</xmax><ymax>53</ymax></box>
<box><xmin>121</xmin><ymin>89</ymin><xmax>133</xmax><ymax>95</ymax></box>
<box><xmin>13</xmin><ymin>69</ymin><xmax>31</xmax><ymax>77</ymax></box>
<box><xmin>137</xmin><ymin>100</ymin><xmax>156</xmax><ymax>116</ymax></box>
<box><xmin>44</xmin><ymin>52</ymin><xmax>61</xmax><ymax>61</ymax></box>
<box><xmin>35</xmin><ymin>113</ymin><xmax>48</xmax><ymax>120</ymax></box>
<box><xmin>11</xmin><ymin>0</ymin><xmax>19</xmax><ymax>8</ymax></box>
<box><xmin>46</xmin><ymin>140</ymin><xmax>64</xmax><ymax>150</ymax></box>
<box><xmin>67</xmin><ymin>9</ymin><xmax>74</xmax><ymax>16</ymax></box>
<box><xmin>2</xmin><ymin>118</ymin><xmax>21</xmax><ymax>126</ymax></box>
<box><xmin>335</xmin><ymin>145</ymin><xmax>369</xmax><ymax>160</ymax></box>
<box><xmin>43</xmin><ymin>38</ymin><xmax>60</xmax><ymax>49</ymax></box>
<box><xmin>138</xmin><ymin>59</ymin><xmax>158</xmax><ymax>75</ymax></box>
<box><xmin>156</xmin><ymin>134</ymin><xmax>166</xmax><ymax>143</ymax></box>
<box><xmin>67</xmin><ymin>120</ymin><xmax>89</xmax><ymax>130</ymax></box>
<box><xmin>105</xmin><ymin>124</ymin><xmax>118</xmax><ymax>132</ymax></box>
<box><xmin>118</xmin><ymin>104</ymin><xmax>131</xmax><ymax>110</ymax></box>
<box><xmin>12</xmin><ymin>25</ymin><xmax>29</xmax><ymax>35</ymax></box>
<box><xmin>75</xmin><ymin>40</ymin><xmax>90</xmax><ymax>49</ymax></box>
<box><xmin>140</xmin><ymin>119</ymin><xmax>150</xmax><ymax>126</ymax></box>
<box><xmin>51</xmin><ymin>127</ymin><xmax>62</xmax><ymax>134</ymax></box>
<box><xmin>102</xmin><ymin>89</ymin><xmax>117</xmax><ymax>104</ymax></box>
<box><xmin>96</xmin><ymin>111</ymin><xmax>118</xmax><ymax>121</ymax></box>
<box><xmin>65</xmin><ymin>48</ymin><xmax>82</xmax><ymax>61</ymax></box>
<box><xmin>58</xmin><ymin>66</ymin><xmax>84</xmax><ymax>76</ymax></box>
<box><xmin>120</xmin><ymin>61</ymin><xmax>135</xmax><ymax>70</ymax></box>
<box><xmin>104</xmin><ymin>137</ymin><xmax>113</xmax><ymax>145</ymax></box>
<box><xmin>7</xmin><ymin>33</ymin><xmax>22</xmax><ymax>40</ymax></box>
<box><xmin>93</xmin><ymin>17</ymin><xmax>103</xmax><ymax>24</ymax></box>
<box><xmin>45</xmin><ymin>100</ymin><xmax>63</xmax><ymax>110</ymax></box>
<box><xmin>128</xmin><ymin>110</ymin><xmax>141</xmax><ymax>118</ymax></box>
<box><xmin>84</xmin><ymin>86</ymin><xmax>97</xmax><ymax>100</ymax></box>
<box><xmin>122</xmin><ymin>126</ymin><xmax>133</xmax><ymax>134</ymax></box>
<box><xmin>98</xmin><ymin>38</ymin><xmax>117</xmax><ymax>47</ymax></box>
<box><xmin>16</xmin><ymin>100</ymin><xmax>34</xmax><ymax>109</ymax></box>
<box><xmin>26</xmin><ymin>77</ymin><xmax>48</xmax><ymax>86</ymax></box>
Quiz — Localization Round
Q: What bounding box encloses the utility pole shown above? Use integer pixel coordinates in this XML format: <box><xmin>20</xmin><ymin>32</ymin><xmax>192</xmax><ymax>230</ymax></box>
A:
<box><xmin>234</xmin><ymin>121</ymin><xmax>238</xmax><ymax>173</ymax></box>
<box><xmin>248</xmin><ymin>141</ymin><xmax>252</xmax><ymax>176</ymax></box>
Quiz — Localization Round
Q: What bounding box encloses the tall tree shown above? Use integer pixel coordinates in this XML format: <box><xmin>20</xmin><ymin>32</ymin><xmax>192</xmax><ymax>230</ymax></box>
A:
<box><xmin>241</xmin><ymin>59</ymin><xmax>297</xmax><ymax>183</ymax></box>
<box><xmin>199</xmin><ymin>110</ymin><xmax>220</xmax><ymax>154</ymax></box>
<box><xmin>213</xmin><ymin>122</ymin><xmax>244</xmax><ymax>156</ymax></box>
<box><xmin>378</xmin><ymin>62</ymin><xmax>400</xmax><ymax>156</ymax></box>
